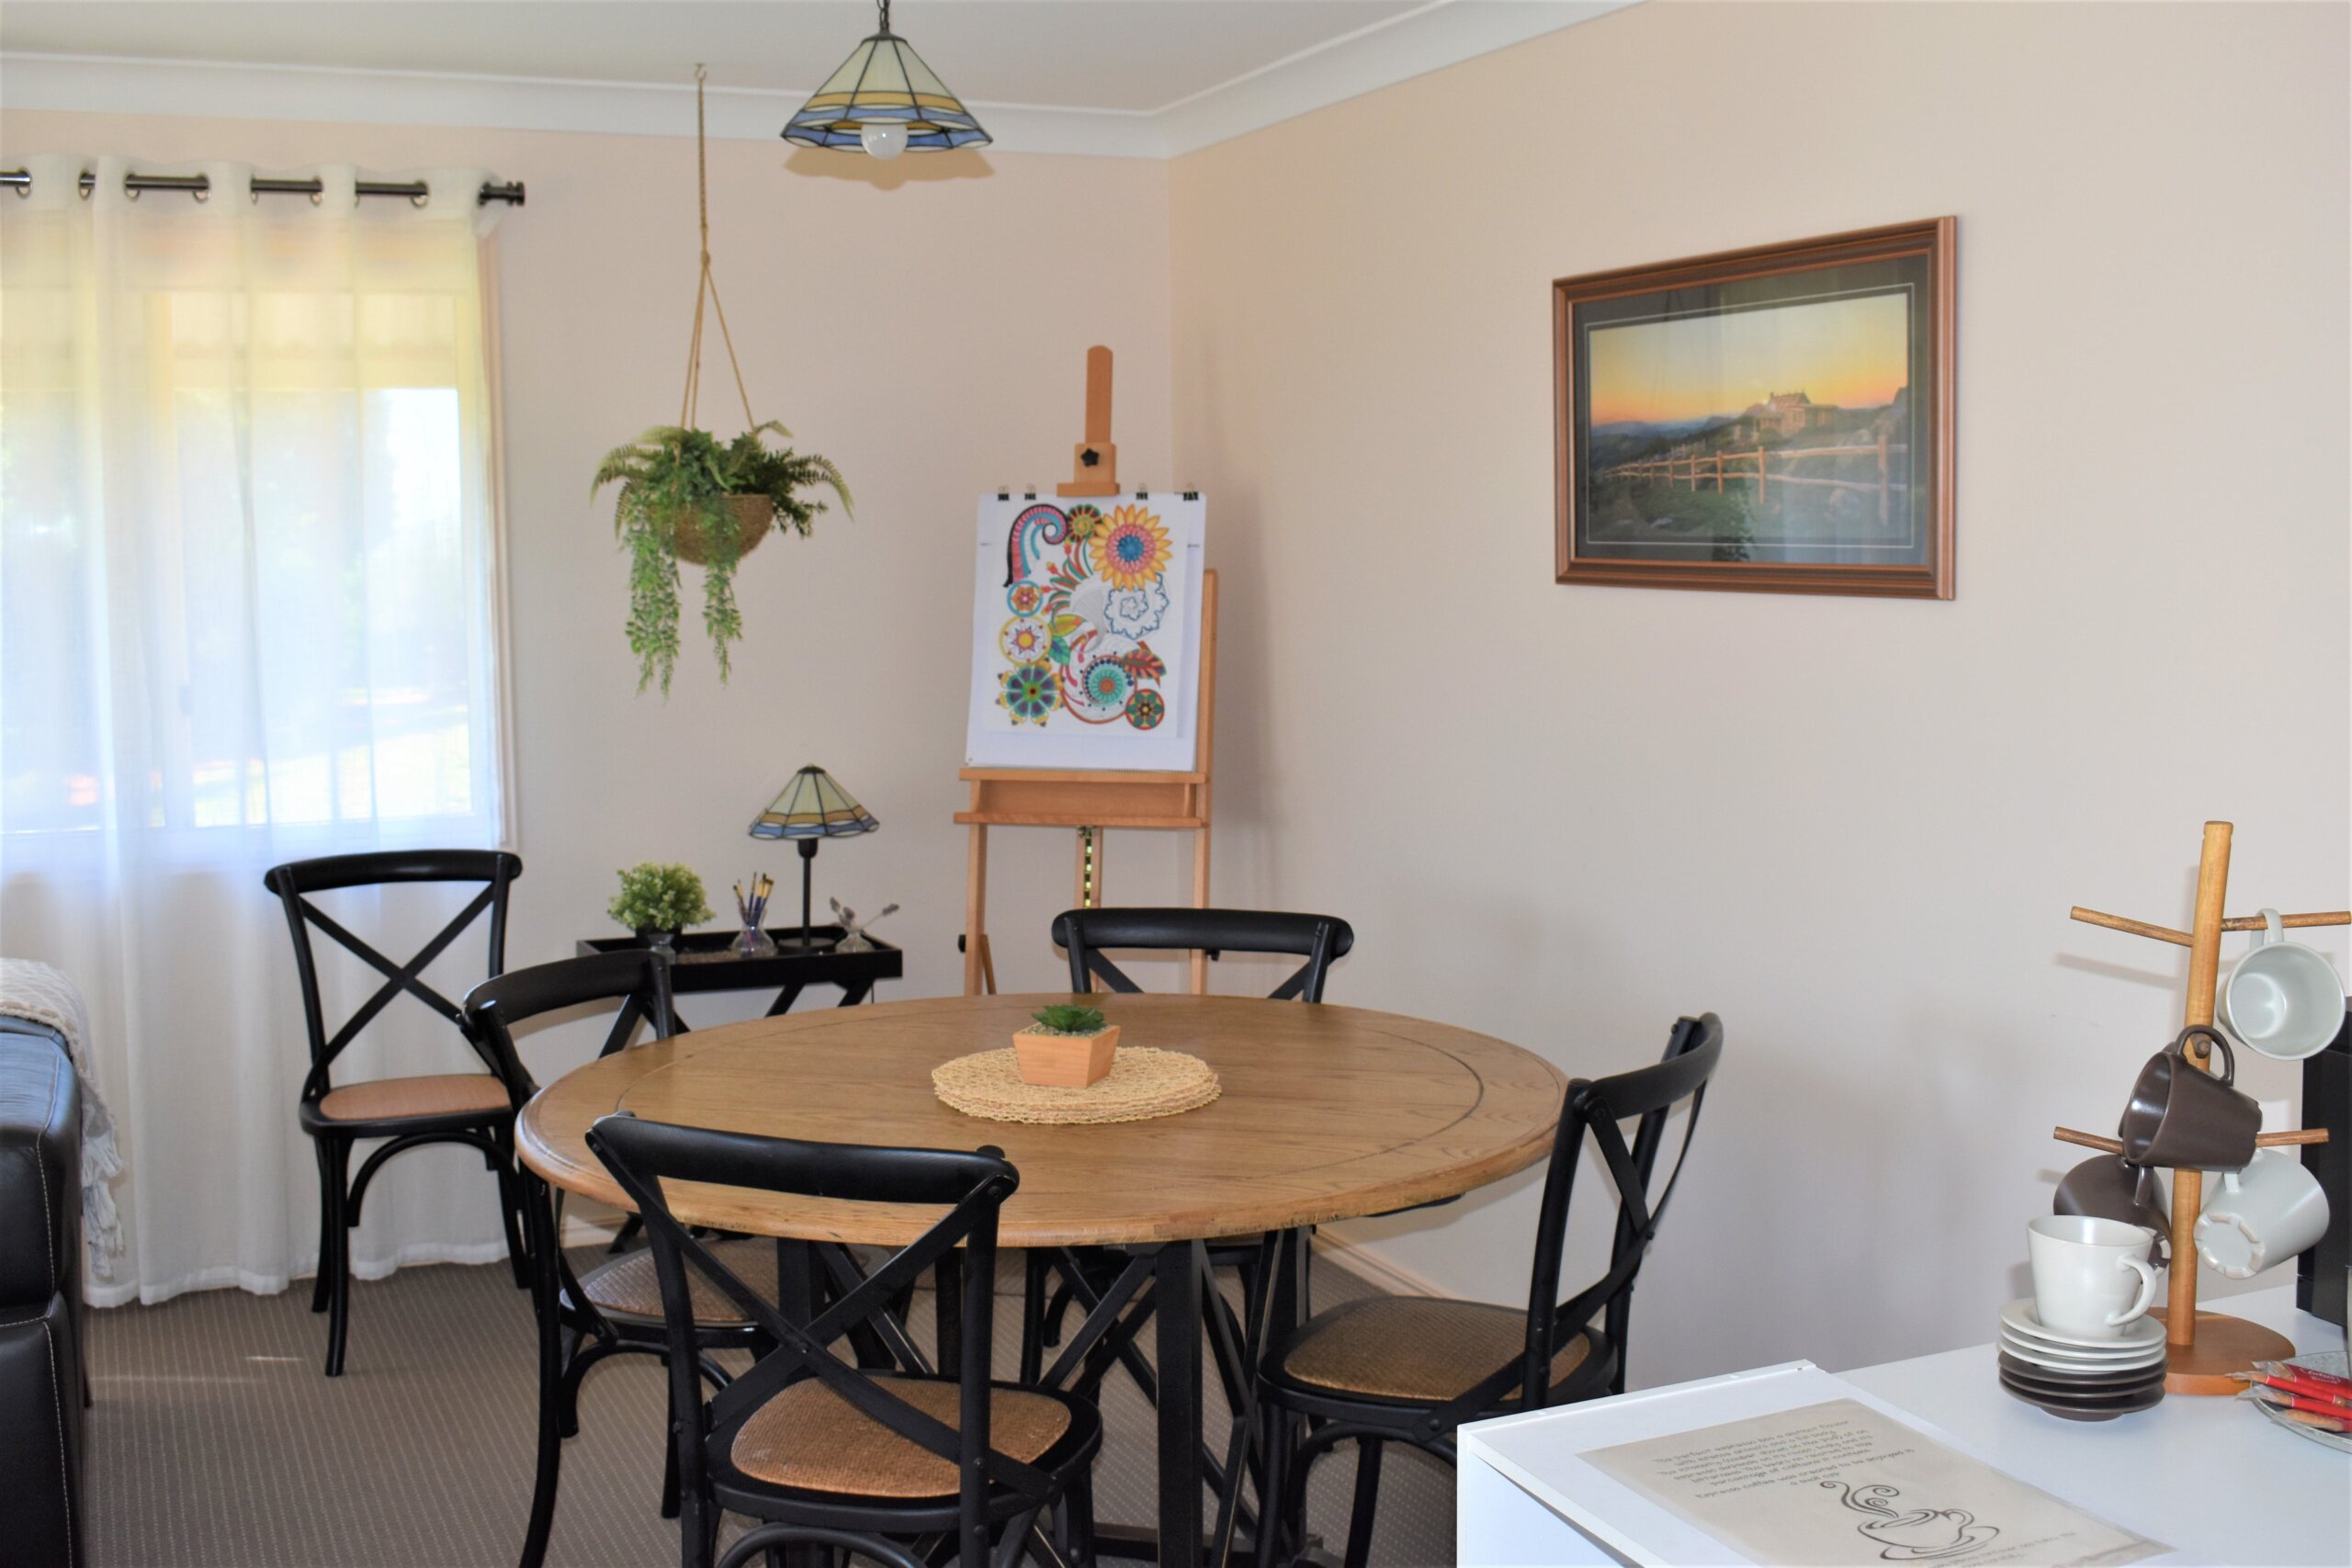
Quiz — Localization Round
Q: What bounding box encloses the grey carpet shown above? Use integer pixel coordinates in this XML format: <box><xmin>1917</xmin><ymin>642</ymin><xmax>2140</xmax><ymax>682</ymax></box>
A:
<box><xmin>82</xmin><ymin>1247</ymin><xmax>1457</xmax><ymax>1566</ymax></box>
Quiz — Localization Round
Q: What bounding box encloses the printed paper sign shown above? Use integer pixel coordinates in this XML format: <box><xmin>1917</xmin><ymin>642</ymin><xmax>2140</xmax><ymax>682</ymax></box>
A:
<box><xmin>1580</xmin><ymin>1399</ymin><xmax>2165</xmax><ymax>1567</ymax></box>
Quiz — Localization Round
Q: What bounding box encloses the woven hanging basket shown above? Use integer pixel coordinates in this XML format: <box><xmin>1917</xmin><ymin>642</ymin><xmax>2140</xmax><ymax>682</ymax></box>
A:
<box><xmin>671</xmin><ymin>493</ymin><xmax>776</xmax><ymax>568</ymax></box>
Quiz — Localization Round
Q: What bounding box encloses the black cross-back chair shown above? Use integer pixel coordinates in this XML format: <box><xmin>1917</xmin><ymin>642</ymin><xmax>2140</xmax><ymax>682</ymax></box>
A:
<box><xmin>1014</xmin><ymin>908</ymin><xmax>1355</xmax><ymax>1537</ymax></box>
<box><xmin>585</xmin><ymin>1114</ymin><xmax>1104</xmax><ymax>1568</ymax></box>
<box><xmin>1028</xmin><ymin>909</ymin><xmax>1356</xmax><ymax>1367</ymax></box>
<box><xmin>265</xmin><ymin>848</ymin><xmax>525</xmax><ymax>1377</ymax></box>
<box><xmin>1255</xmin><ymin>1011</ymin><xmax>1725</xmax><ymax>1568</ymax></box>
<box><xmin>1051</xmin><ymin>907</ymin><xmax>1352</xmax><ymax>1002</ymax></box>
<box><xmin>465</xmin><ymin>949</ymin><xmax>775</xmax><ymax>1520</ymax></box>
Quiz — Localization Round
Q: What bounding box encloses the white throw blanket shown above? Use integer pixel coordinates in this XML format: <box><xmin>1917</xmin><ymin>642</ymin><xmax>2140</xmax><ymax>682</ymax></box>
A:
<box><xmin>0</xmin><ymin>958</ymin><xmax>126</xmax><ymax>1279</ymax></box>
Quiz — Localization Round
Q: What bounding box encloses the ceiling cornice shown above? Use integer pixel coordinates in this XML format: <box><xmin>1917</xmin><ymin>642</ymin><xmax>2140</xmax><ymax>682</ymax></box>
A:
<box><xmin>0</xmin><ymin>2</ymin><xmax>1630</xmax><ymax>161</ymax></box>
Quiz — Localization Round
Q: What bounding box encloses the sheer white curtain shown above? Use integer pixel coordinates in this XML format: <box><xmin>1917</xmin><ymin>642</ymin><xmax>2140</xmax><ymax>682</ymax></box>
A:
<box><xmin>0</xmin><ymin>155</ymin><xmax>514</xmax><ymax>1305</ymax></box>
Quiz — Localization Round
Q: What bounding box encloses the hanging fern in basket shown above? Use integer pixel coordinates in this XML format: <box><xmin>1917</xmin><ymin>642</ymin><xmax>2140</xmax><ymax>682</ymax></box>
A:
<box><xmin>594</xmin><ymin>423</ymin><xmax>851</xmax><ymax>694</ymax></box>
<box><xmin>593</xmin><ymin>67</ymin><xmax>852</xmax><ymax>697</ymax></box>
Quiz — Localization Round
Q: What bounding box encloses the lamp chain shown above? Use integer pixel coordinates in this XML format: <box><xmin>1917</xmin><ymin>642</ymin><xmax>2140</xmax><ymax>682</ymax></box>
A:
<box><xmin>679</xmin><ymin>65</ymin><xmax>757</xmax><ymax>434</ymax></box>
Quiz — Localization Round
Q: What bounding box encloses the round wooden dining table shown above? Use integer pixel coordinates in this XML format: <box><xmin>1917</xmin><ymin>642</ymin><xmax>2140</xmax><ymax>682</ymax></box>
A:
<box><xmin>512</xmin><ymin>991</ymin><xmax>1566</xmax><ymax>1568</ymax></box>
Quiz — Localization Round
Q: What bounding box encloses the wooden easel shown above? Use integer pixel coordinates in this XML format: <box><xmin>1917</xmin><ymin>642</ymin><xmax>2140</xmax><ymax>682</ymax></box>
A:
<box><xmin>2062</xmin><ymin>820</ymin><xmax>2345</xmax><ymax>1393</ymax></box>
<box><xmin>958</xmin><ymin>347</ymin><xmax>1217</xmax><ymax>997</ymax></box>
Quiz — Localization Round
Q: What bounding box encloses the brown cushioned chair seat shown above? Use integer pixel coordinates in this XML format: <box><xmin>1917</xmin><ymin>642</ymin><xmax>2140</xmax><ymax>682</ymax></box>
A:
<box><xmin>314</xmin><ymin>1073</ymin><xmax>509</xmax><ymax>1123</ymax></box>
<box><xmin>1274</xmin><ymin>1296</ymin><xmax>1590</xmax><ymax>1404</ymax></box>
<box><xmin>579</xmin><ymin>1240</ymin><xmax>779</xmax><ymax>1325</ymax></box>
<box><xmin>730</xmin><ymin>1375</ymin><xmax>1071</xmax><ymax>1499</ymax></box>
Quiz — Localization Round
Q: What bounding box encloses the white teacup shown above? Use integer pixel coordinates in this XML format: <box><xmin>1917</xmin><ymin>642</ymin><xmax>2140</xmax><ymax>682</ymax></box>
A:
<box><xmin>2027</xmin><ymin>1215</ymin><xmax>2160</xmax><ymax>1339</ymax></box>
<box><xmin>2219</xmin><ymin>908</ymin><xmax>2346</xmax><ymax>1060</ymax></box>
<box><xmin>2197</xmin><ymin>1148</ymin><xmax>2332</xmax><ymax>1279</ymax></box>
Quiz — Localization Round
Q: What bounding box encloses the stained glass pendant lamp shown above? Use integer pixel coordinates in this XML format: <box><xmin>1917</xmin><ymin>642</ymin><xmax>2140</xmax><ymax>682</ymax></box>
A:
<box><xmin>781</xmin><ymin>0</ymin><xmax>991</xmax><ymax>160</ymax></box>
<box><xmin>749</xmin><ymin>765</ymin><xmax>880</xmax><ymax>952</ymax></box>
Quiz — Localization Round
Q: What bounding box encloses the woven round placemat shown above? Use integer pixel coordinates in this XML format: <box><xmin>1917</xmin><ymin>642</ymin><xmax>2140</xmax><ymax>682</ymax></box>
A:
<box><xmin>932</xmin><ymin>1046</ymin><xmax>1221</xmax><ymax>1124</ymax></box>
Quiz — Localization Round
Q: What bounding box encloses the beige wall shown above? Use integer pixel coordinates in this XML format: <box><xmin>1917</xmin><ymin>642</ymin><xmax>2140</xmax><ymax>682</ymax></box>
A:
<box><xmin>1168</xmin><ymin>1</ymin><xmax>2350</xmax><ymax>1381</ymax></box>
<box><xmin>0</xmin><ymin>107</ymin><xmax>1184</xmax><ymax>1033</ymax></box>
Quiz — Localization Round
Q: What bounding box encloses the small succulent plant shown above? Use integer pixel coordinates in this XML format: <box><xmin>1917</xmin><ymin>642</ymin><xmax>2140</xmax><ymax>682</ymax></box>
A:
<box><xmin>1028</xmin><ymin>1004</ymin><xmax>1109</xmax><ymax>1036</ymax></box>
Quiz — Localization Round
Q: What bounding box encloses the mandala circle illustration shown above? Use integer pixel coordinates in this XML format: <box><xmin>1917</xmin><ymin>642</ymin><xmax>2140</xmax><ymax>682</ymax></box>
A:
<box><xmin>999</xmin><ymin>615</ymin><xmax>1050</xmax><ymax>662</ymax></box>
<box><xmin>1065</xmin><ymin>504</ymin><xmax>1105</xmax><ymax>540</ymax></box>
<box><xmin>1125</xmin><ymin>690</ymin><xmax>1165</xmax><ymax>730</ymax></box>
<box><xmin>1005</xmin><ymin>582</ymin><xmax>1046</xmax><ymax>615</ymax></box>
<box><xmin>999</xmin><ymin>663</ymin><xmax>1057</xmax><ymax>725</ymax></box>
<box><xmin>1081</xmin><ymin>659</ymin><xmax>1132</xmax><ymax>710</ymax></box>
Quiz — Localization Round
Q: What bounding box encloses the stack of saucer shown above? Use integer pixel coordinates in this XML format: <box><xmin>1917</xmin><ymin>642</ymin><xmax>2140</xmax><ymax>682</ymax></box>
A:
<box><xmin>1997</xmin><ymin>1300</ymin><xmax>2167</xmax><ymax>1421</ymax></box>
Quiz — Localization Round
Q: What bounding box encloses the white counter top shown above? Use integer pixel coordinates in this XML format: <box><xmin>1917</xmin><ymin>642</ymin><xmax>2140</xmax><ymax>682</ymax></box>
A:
<box><xmin>1459</xmin><ymin>1288</ymin><xmax>2348</xmax><ymax>1566</ymax></box>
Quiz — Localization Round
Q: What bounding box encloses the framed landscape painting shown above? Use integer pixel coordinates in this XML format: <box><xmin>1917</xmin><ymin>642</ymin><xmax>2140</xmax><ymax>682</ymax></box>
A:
<box><xmin>1554</xmin><ymin>219</ymin><xmax>1955</xmax><ymax>598</ymax></box>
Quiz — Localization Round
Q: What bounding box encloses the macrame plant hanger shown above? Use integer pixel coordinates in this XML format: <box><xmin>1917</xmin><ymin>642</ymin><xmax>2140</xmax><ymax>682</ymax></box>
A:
<box><xmin>681</xmin><ymin>65</ymin><xmax>756</xmax><ymax>435</ymax></box>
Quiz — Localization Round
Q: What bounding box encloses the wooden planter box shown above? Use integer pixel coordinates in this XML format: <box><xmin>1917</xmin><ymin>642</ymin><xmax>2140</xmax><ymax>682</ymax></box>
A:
<box><xmin>1012</xmin><ymin>1023</ymin><xmax>1121</xmax><ymax>1087</ymax></box>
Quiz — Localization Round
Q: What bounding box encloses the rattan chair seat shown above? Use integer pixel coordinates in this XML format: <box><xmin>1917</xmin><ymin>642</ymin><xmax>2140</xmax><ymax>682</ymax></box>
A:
<box><xmin>313</xmin><ymin>1072</ymin><xmax>509</xmax><ymax>1123</ymax></box>
<box><xmin>1272</xmin><ymin>1296</ymin><xmax>1590</xmax><ymax>1404</ymax></box>
<box><xmin>577</xmin><ymin>1240</ymin><xmax>780</xmax><ymax>1325</ymax></box>
<box><xmin>729</xmin><ymin>1374</ymin><xmax>1073</xmax><ymax>1499</ymax></box>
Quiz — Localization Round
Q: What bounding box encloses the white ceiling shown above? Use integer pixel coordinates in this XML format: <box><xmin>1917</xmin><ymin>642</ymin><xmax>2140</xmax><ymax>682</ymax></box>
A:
<box><xmin>0</xmin><ymin>0</ymin><xmax>1633</xmax><ymax>157</ymax></box>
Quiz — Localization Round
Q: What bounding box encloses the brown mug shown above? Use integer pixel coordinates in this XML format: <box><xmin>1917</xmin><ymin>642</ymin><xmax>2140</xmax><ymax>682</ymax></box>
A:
<box><xmin>2119</xmin><ymin>1025</ymin><xmax>2259</xmax><ymax>1170</ymax></box>
<box><xmin>2053</xmin><ymin>1155</ymin><xmax>2170</xmax><ymax>1264</ymax></box>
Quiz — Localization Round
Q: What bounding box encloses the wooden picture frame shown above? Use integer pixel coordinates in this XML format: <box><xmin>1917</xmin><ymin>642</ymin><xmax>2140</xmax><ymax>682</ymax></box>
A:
<box><xmin>1554</xmin><ymin>218</ymin><xmax>1955</xmax><ymax>599</ymax></box>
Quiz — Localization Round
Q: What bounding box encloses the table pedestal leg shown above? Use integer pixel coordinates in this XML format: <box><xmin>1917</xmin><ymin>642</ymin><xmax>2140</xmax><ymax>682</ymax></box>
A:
<box><xmin>1157</xmin><ymin>1241</ymin><xmax>1204</xmax><ymax>1568</ymax></box>
<box><xmin>518</xmin><ymin>1172</ymin><xmax>563</xmax><ymax>1568</ymax></box>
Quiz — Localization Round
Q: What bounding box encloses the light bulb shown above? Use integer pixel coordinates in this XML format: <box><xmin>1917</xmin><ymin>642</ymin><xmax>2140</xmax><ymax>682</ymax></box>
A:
<box><xmin>860</xmin><ymin>122</ymin><xmax>908</xmax><ymax>160</ymax></box>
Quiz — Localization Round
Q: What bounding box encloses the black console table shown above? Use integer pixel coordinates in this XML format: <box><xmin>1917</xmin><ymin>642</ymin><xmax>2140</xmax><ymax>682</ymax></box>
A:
<box><xmin>572</xmin><ymin>925</ymin><xmax>902</xmax><ymax>1032</ymax></box>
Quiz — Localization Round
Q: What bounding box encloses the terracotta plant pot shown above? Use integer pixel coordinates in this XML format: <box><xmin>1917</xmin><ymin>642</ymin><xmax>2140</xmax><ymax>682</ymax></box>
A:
<box><xmin>673</xmin><ymin>493</ymin><xmax>776</xmax><ymax>567</ymax></box>
<box><xmin>1012</xmin><ymin>1023</ymin><xmax>1121</xmax><ymax>1087</ymax></box>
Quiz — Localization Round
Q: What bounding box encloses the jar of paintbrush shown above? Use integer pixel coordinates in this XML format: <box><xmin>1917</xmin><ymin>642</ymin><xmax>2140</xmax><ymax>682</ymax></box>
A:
<box><xmin>732</xmin><ymin>874</ymin><xmax>778</xmax><ymax>957</ymax></box>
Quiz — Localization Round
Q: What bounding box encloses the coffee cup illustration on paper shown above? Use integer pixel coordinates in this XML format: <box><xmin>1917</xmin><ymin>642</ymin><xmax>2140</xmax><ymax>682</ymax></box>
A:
<box><xmin>1826</xmin><ymin>1482</ymin><xmax>2001</xmax><ymax>1562</ymax></box>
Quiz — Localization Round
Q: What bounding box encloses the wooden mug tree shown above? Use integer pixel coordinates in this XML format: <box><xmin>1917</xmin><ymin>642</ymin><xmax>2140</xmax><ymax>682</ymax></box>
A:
<box><xmin>2061</xmin><ymin>820</ymin><xmax>2343</xmax><ymax>1393</ymax></box>
<box><xmin>957</xmin><ymin>347</ymin><xmax>1218</xmax><ymax>997</ymax></box>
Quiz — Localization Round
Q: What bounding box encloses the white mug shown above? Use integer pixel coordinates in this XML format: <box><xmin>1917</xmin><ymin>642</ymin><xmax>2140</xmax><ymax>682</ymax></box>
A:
<box><xmin>2197</xmin><ymin>1148</ymin><xmax>2332</xmax><ymax>1279</ymax></box>
<box><xmin>2219</xmin><ymin>908</ymin><xmax>2346</xmax><ymax>1060</ymax></box>
<box><xmin>2027</xmin><ymin>1214</ymin><xmax>2160</xmax><ymax>1338</ymax></box>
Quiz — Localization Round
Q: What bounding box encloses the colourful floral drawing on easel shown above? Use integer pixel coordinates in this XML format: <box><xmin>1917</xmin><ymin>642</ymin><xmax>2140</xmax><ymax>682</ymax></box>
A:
<box><xmin>994</xmin><ymin>501</ymin><xmax>1174</xmax><ymax>730</ymax></box>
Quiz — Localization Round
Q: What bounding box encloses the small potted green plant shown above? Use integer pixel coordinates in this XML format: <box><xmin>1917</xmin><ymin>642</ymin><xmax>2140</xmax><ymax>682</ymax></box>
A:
<box><xmin>1012</xmin><ymin>1003</ymin><xmax>1121</xmax><ymax>1087</ymax></box>
<box><xmin>592</xmin><ymin>422</ymin><xmax>852</xmax><ymax>696</ymax></box>
<box><xmin>607</xmin><ymin>863</ymin><xmax>714</xmax><ymax>953</ymax></box>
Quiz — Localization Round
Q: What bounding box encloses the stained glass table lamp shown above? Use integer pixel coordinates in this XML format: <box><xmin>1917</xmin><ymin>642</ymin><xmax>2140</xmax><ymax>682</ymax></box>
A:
<box><xmin>749</xmin><ymin>765</ymin><xmax>880</xmax><ymax>953</ymax></box>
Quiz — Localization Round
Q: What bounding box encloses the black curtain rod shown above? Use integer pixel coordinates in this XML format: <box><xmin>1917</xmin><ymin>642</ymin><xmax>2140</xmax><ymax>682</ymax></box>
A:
<box><xmin>0</xmin><ymin>169</ymin><xmax>526</xmax><ymax>207</ymax></box>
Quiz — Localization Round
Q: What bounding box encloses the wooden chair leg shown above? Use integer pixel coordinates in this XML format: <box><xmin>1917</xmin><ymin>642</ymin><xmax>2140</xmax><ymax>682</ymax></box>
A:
<box><xmin>494</xmin><ymin>1141</ymin><xmax>533</xmax><ymax>1290</ymax></box>
<box><xmin>1341</xmin><ymin>1438</ymin><xmax>1383</xmax><ymax>1568</ymax></box>
<box><xmin>309</xmin><ymin>1138</ymin><xmax>334</xmax><ymax>1314</ymax></box>
<box><xmin>322</xmin><ymin>1137</ymin><xmax>354</xmax><ymax>1377</ymax></box>
<box><xmin>1255</xmin><ymin>1404</ymin><xmax>1293</xmax><ymax>1568</ymax></box>
<box><xmin>1070</xmin><ymin>1464</ymin><xmax>1097</xmax><ymax>1567</ymax></box>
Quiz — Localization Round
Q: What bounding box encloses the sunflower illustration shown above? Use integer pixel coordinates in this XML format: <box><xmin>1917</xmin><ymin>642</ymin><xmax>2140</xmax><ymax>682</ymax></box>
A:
<box><xmin>998</xmin><ymin>663</ymin><xmax>1057</xmax><ymax>725</ymax></box>
<box><xmin>1091</xmin><ymin>506</ymin><xmax>1172</xmax><ymax>592</ymax></box>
